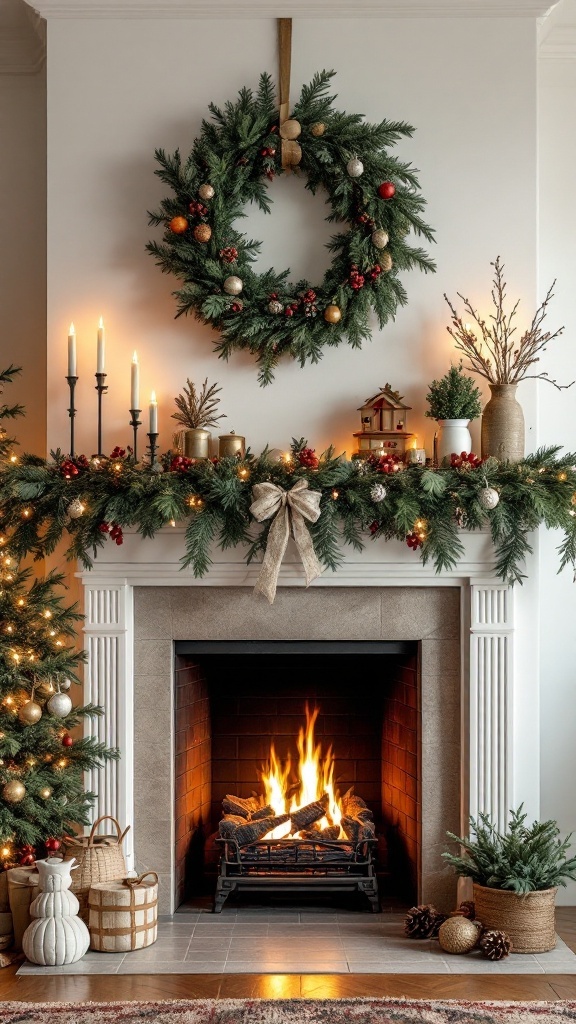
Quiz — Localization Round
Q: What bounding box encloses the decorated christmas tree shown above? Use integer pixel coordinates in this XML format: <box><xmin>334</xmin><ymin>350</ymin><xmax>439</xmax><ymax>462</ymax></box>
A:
<box><xmin>0</xmin><ymin>366</ymin><xmax>117</xmax><ymax>867</ymax></box>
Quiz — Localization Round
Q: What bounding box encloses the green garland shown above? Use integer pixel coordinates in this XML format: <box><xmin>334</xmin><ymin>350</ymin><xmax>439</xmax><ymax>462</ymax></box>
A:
<box><xmin>147</xmin><ymin>70</ymin><xmax>435</xmax><ymax>386</ymax></box>
<box><xmin>1</xmin><ymin>440</ymin><xmax>575</xmax><ymax>587</ymax></box>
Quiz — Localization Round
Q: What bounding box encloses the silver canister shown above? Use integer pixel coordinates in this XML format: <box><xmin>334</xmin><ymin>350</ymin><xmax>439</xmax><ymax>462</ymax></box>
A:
<box><xmin>184</xmin><ymin>428</ymin><xmax>211</xmax><ymax>459</ymax></box>
<box><xmin>218</xmin><ymin>430</ymin><xmax>245</xmax><ymax>458</ymax></box>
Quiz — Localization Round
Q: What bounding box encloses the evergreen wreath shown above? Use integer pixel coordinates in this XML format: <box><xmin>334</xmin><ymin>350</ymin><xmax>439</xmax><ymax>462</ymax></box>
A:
<box><xmin>147</xmin><ymin>71</ymin><xmax>435</xmax><ymax>386</ymax></box>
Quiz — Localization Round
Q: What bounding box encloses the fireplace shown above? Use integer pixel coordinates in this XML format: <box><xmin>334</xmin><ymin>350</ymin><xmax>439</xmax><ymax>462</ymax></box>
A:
<box><xmin>173</xmin><ymin>641</ymin><xmax>422</xmax><ymax>911</ymax></box>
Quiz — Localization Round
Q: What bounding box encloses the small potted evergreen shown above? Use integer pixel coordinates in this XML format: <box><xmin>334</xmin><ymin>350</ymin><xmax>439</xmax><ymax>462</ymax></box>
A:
<box><xmin>425</xmin><ymin>364</ymin><xmax>482</xmax><ymax>463</ymax></box>
<box><xmin>443</xmin><ymin>806</ymin><xmax>576</xmax><ymax>953</ymax></box>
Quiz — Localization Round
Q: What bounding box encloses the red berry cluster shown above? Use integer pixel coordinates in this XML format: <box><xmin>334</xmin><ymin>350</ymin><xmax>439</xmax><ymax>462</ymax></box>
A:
<box><xmin>19</xmin><ymin>845</ymin><xmax>35</xmax><ymax>866</ymax></box>
<box><xmin>368</xmin><ymin>264</ymin><xmax>382</xmax><ymax>282</ymax></box>
<box><xmin>99</xmin><ymin>521</ymin><xmax>123</xmax><ymax>545</ymax></box>
<box><xmin>188</xmin><ymin>200</ymin><xmax>208</xmax><ymax>218</ymax></box>
<box><xmin>219</xmin><ymin>247</ymin><xmax>238</xmax><ymax>264</ymax></box>
<box><xmin>369</xmin><ymin>521</ymin><xmax>380</xmax><ymax>536</ymax></box>
<box><xmin>109</xmin><ymin>446</ymin><xmax>126</xmax><ymax>460</ymax></box>
<box><xmin>60</xmin><ymin>459</ymin><xmax>79</xmax><ymax>479</ymax></box>
<box><xmin>349</xmin><ymin>265</ymin><xmax>365</xmax><ymax>290</ymax></box>
<box><xmin>450</xmin><ymin>451</ymin><xmax>482</xmax><ymax>470</ymax></box>
<box><xmin>297</xmin><ymin>447</ymin><xmax>319</xmax><ymax>469</ymax></box>
<box><xmin>169</xmin><ymin>454</ymin><xmax>194</xmax><ymax>473</ymax></box>
<box><xmin>285</xmin><ymin>300</ymin><xmax>300</xmax><ymax>318</ymax></box>
<box><xmin>406</xmin><ymin>532</ymin><xmax>423</xmax><ymax>550</ymax></box>
<box><xmin>368</xmin><ymin>453</ymin><xmax>404</xmax><ymax>474</ymax></box>
<box><xmin>260</xmin><ymin>146</ymin><xmax>276</xmax><ymax>158</ymax></box>
<box><xmin>301</xmin><ymin>288</ymin><xmax>318</xmax><ymax>318</ymax></box>
<box><xmin>356</xmin><ymin>212</ymin><xmax>375</xmax><ymax>228</ymax></box>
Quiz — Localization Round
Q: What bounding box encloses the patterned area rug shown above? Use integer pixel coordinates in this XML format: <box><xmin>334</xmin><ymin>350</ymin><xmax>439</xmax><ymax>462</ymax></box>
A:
<box><xmin>1</xmin><ymin>999</ymin><xmax>576</xmax><ymax>1023</ymax></box>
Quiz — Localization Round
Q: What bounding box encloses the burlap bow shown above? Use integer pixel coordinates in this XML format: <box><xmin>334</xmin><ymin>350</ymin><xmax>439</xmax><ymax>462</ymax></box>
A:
<box><xmin>250</xmin><ymin>479</ymin><xmax>323</xmax><ymax>603</ymax></box>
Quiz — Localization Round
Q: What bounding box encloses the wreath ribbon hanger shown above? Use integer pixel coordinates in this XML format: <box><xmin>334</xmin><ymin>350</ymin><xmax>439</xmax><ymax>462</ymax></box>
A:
<box><xmin>278</xmin><ymin>19</ymin><xmax>302</xmax><ymax>171</ymax></box>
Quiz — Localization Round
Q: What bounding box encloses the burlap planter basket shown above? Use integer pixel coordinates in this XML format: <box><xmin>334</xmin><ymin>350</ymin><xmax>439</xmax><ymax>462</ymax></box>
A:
<box><xmin>64</xmin><ymin>815</ymin><xmax>130</xmax><ymax>923</ymax></box>
<box><xmin>88</xmin><ymin>872</ymin><xmax>158</xmax><ymax>952</ymax></box>
<box><xmin>473</xmin><ymin>883</ymin><xmax>557</xmax><ymax>953</ymax></box>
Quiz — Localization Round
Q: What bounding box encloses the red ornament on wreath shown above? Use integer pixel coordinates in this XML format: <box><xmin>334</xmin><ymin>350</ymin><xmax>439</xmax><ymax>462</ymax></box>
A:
<box><xmin>378</xmin><ymin>181</ymin><xmax>396</xmax><ymax>200</ymax></box>
<box><xmin>406</xmin><ymin>532</ymin><xmax>423</xmax><ymax>550</ymax></box>
<box><xmin>60</xmin><ymin>459</ymin><xmax>79</xmax><ymax>479</ymax></box>
<box><xmin>61</xmin><ymin>733</ymin><xmax>73</xmax><ymax>747</ymax></box>
<box><xmin>297</xmin><ymin>447</ymin><xmax>319</xmax><ymax>469</ymax></box>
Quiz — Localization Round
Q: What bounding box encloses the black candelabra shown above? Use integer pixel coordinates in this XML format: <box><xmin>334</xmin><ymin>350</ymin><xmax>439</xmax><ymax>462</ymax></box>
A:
<box><xmin>147</xmin><ymin>432</ymin><xmax>159</xmax><ymax>469</ymax></box>
<box><xmin>66</xmin><ymin>375</ymin><xmax>78</xmax><ymax>457</ymax></box>
<box><xmin>95</xmin><ymin>373</ymin><xmax>108</xmax><ymax>457</ymax></box>
<box><xmin>129</xmin><ymin>409</ymin><xmax>142</xmax><ymax>462</ymax></box>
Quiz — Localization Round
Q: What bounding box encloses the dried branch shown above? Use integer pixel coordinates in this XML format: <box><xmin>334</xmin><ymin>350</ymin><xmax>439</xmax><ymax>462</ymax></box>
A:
<box><xmin>444</xmin><ymin>257</ymin><xmax>573</xmax><ymax>390</ymax></box>
<box><xmin>172</xmin><ymin>378</ymin><xmax>227</xmax><ymax>429</ymax></box>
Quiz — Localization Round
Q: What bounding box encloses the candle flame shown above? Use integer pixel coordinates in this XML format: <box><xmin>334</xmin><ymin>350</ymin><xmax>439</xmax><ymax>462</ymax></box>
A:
<box><xmin>150</xmin><ymin>391</ymin><xmax>157</xmax><ymax>403</ymax></box>
<box><xmin>98</xmin><ymin>316</ymin><xmax>104</xmax><ymax>329</ymax></box>
<box><xmin>132</xmin><ymin>351</ymin><xmax>138</xmax><ymax>364</ymax></box>
<box><xmin>68</xmin><ymin>322</ymin><xmax>75</xmax><ymax>335</ymax></box>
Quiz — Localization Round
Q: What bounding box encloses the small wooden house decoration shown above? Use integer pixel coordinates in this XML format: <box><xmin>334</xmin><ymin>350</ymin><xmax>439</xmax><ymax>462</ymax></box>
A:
<box><xmin>354</xmin><ymin>384</ymin><xmax>415</xmax><ymax>456</ymax></box>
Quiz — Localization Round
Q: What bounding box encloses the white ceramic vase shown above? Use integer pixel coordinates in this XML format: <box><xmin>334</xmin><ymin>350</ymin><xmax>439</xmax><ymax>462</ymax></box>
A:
<box><xmin>22</xmin><ymin>857</ymin><xmax>90</xmax><ymax>966</ymax></box>
<box><xmin>436</xmin><ymin>419</ymin><xmax>472</xmax><ymax>464</ymax></box>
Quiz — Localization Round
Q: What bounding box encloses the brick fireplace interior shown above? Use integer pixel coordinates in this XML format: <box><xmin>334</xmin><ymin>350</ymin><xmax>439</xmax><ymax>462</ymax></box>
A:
<box><xmin>173</xmin><ymin>640</ymin><xmax>421</xmax><ymax>911</ymax></box>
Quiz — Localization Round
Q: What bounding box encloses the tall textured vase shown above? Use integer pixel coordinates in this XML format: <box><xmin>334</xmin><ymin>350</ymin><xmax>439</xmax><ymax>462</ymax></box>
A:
<box><xmin>481</xmin><ymin>384</ymin><xmax>525</xmax><ymax>462</ymax></box>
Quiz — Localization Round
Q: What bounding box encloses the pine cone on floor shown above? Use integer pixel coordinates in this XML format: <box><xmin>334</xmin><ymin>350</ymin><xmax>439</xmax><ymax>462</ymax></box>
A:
<box><xmin>458</xmin><ymin>900</ymin><xmax>476</xmax><ymax>920</ymax></box>
<box><xmin>479</xmin><ymin>929</ymin><xmax>512</xmax><ymax>961</ymax></box>
<box><xmin>430</xmin><ymin>912</ymin><xmax>448</xmax><ymax>937</ymax></box>
<box><xmin>405</xmin><ymin>904</ymin><xmax>442</xmax><ymax>939</ymax></box>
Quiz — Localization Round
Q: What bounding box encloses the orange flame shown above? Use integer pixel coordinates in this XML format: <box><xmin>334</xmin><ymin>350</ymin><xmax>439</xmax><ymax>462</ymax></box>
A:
<box><xmin>260</xmin><ymin>705</ymin><xmax>343</xmax><ymax>840</ymax></box>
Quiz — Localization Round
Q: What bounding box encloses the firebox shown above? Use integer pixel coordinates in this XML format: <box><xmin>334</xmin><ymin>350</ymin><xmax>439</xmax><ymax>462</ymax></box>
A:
<box><xmin>173</xmin><ymin>640</ymin><xmax>420</xmax><ymax>912</ymax></box>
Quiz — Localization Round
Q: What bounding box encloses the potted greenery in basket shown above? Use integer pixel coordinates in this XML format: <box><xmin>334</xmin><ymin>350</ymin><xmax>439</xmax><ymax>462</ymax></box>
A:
<box><xmin>425</xmin><ymin>363</ymin><xmax>481</xmax><ymax>463</ymax></box>
<box><xmin>443</xmin><ymin>806</ymin><xmax>576</xmax><ymax>953</ymax></box>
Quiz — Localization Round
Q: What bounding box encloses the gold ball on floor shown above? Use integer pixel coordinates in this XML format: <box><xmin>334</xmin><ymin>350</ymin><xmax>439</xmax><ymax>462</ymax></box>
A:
<box><xmin>438</xmin><ymin>916</ymin><xmax>480</xmax><ymax>954</ymax></box>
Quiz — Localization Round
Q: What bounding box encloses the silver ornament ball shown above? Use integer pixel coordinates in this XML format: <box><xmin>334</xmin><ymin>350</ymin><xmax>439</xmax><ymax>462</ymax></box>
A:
<box><xmin>371</xmin><ymin>229</ymin><xmax>389</xmax><ymax>249</ymax></box>
<box><xmin>59</xmin><ymin>678</ymin><xmax>72</xmax><ymax>691</ymax></box>
<box><xmin>370</xmin><ymin>482</ymin><xmax>387</xmax><ymax>503</ymax></box>
<box><xmin>223</xmin><ymin>276</ymin><xmax>243</xmax><ymax>296</ymax></box>
<box><xmin>47</xmin><ymin>692</ymin><xmax>73</xmax><ymax>718</ymax></box>
<box><xmin>479</xmin><ymin>486</ymin><xmax>500</xmax><ymax>510</ymax></box>
<box><xmin>346</xmin><ymin>157</ymin><xmax>364</xmax><ymax>178</ymax></box>
<box><xmin>67</xmin><ymin>498</ymin><xmax>85</xmax><ymax>519</ymax></box>
<box><xmin>198</xmin><ymin>183</ymin><xmax>215</xmax><ymax>201</ymax></box>
<box><xmin>268</xmin><ymin>300</ymin><xmax>283</xmax><ymax>315</ymax></box>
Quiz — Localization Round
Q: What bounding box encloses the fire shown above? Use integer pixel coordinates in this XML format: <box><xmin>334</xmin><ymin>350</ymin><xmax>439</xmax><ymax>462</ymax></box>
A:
<box><xmin>261</xmin><ymin>705</ymin><xmax>343</xmax><ymax>840</ymax></box>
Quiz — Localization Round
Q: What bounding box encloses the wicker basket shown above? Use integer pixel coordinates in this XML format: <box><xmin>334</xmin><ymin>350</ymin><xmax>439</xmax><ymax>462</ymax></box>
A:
<box><xmin>64</xmin><ymin>815</ymin><xmax>130</xmax><ymax>923</ymax></box>
<box><xmin>88</xmin><ymin>872</ymin><xmax>158</xmax><ymax>953</ymax></box>
<box><xmin>473</xmin><ymin>883</ymin><xmax>557</xmax><ymax>953</ymax></box>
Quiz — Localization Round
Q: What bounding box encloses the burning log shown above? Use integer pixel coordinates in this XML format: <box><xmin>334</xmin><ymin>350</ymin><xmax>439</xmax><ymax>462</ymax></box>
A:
<box><xmin>251</xmin><ymin>804</ymin><xmax>275</xmax><ymax>821</ymax></box>
<box><xmin>223</xmin><ymin>795</ymin><xmax>260</xmax><ymax>818</ymax></box>
<box><xmin>302</xmin><ymin>825</ymin><xmax>341</xmax><ymax>842</ymax></box>
<box><xmin>342</xmin><ymin>815</ymin><xmax>376</xmax><ymax>844</ymax></box>
<box><xmin>234</xmin><ymin>814</ymin><xmax>290</xmax><ymax>847</ymax></box>
<box><xmin>289</xmin><ymin>794</ymin><xmax>329</xmax><ymax>833</ymax></box>
<box><xmin>219</xmin><ymin>815</ymin><xmax>245</xmax><ymax>839</ymax></box>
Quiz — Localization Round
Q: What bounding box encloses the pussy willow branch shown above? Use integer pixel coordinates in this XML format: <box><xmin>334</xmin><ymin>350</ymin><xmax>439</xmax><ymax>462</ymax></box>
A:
<box><xmin>444</xmin><ymin>257</ymin><xmax>573</xmax><ymax>391</ymax></box>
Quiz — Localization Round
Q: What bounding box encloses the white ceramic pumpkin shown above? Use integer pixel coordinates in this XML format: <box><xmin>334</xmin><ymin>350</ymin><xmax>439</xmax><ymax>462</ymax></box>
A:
<box><xmin>22</xmin><ymin>858</ymin><xmax>89</xmax><ymax>966</ymax></box>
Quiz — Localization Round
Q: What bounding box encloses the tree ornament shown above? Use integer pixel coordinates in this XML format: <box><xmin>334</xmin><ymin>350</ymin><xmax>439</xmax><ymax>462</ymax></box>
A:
<box><xmin>39</xmin><ymin>786</ymin><xmax>53</xmax><ymax>800</ymax></box>
<box><xmin>380</xmin><ymin>252</ymin><xmax>393</xmax><ymax>273</ymax></box>
<box><xmin>438</xmin><ymin>916</ymin><xmax>481</xmax><ymax>954</ymax></box>
<box><xmin>193</xmin><ymin>223</ymin><xmax>212</xmax><ymax>243</ymax></box>
<box><xmin>268</xmin><ymin>300</ymin><xmax>283</xmax><ymax>314</ymax></box>
<box><xmin>370</xmin><ymin>482</ymin><xmax>387</xmax><ymax>503</ymax></box>
<box><xmin>198</xmin><ymin>184</ymin><xmax>215</xmax><ymax>201</ymax></box>
<box><xmin>67</xmin><ymin>498</ymin><xmax>85</xmax><ymax>519</ymax></box>
<box><xmin>223</xmin><ymin>276</ymin><xmax>243</xmax><ymax>296</ymax></box>
<box><xmin>279</xmin><ymin>119</ymin><xmax>301</xmax><ymax>140</ymax></box>
<box><xmin>18</xmin><ymin>700</ymin><xmax>42</xmax><ymax>726</ymax></box>
<box><xmin>371</xmin><ymin>229</ymin><xmax>389</xmax><ymax>249</ymax></box>
<box><xmin>168</xmin><ymin>216</ymin><xmax>188</xmax><ymax>234</ymax></box>
<box><xmin>47</xmin><ymin>691</ymin><xmax>72</xmax><ymax>718</ymax></box>
<box><xmin>59</xmin><ymin>678</ymin><xmax>72</xmax><ymax>691</ymax></box>
<box><xmin>231</xmin><ymin>300</ymin><xmax>243</xmax><ymax>313</ymax></box>
<box><xmin>378</xmin><ymin>181</ymin><xmax>396</xmax><ymax>199</ymax></box>
<box><xmin>346</xmin><ymin>157</ymin><xmax>364</xmax><ymax>178</ymax></box>
<box><xmin>310</xmin><ymin>122</ymin><xmax>326</xmax><ymax>137</ymax></box>
<box><xmin>2</xmin><ymin>780</ymin><xmax>26</xmax><ymax>803</ymax></box>
<box><xmin>324</xmin><ymin>305</ymin><xmax>342</xmax><ymax>324</ymax></box>
<box><xmin>62</xmin><ymin>733</ymin><xmax>73</xmax><ymax>747</ymax></box>
<box><xmin>479</xmin><ymin>486</ymin><xmax>500</xmax><ymax>510</ymax></box>
<box><xmin>45</xmin><ymin>838</ymin><xmax>61</xmax><ymax>852</ymax></box>
<box><xmin>405</xmin><ymin>904</ymin><xmax>446</xmax><ymax>939</ymax></box>
<box><xmin>479</xmin><ymin>929</ymin><xmax>512</xmax><ymax>961</ymax></box>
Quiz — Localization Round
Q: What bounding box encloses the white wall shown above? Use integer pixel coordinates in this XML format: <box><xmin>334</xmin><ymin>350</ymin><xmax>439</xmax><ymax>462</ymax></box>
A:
<box><xmin>538</xmin><ymin>1</ymin><xmax>576</xmax><ymax>903</ymax></box>
<box><xmin>45</xmin><ymin>16</ymin><xmax>538</xmax><ymax>462</ymax></box>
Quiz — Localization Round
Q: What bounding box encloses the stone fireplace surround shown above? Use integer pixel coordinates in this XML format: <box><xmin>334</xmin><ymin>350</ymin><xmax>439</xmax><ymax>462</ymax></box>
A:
<box><xmin>80</xmin><ymin>528</ymin><xmax>515</xmax><ymax>915</ymax></box>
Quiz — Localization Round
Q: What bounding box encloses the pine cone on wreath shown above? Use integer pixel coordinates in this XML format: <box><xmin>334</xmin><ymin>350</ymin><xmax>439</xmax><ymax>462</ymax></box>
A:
<box><xmin>479</xmin><ymin>929</ymin><xmax>512</xmax><ymax>961</ymax></box>
<box><xmin>405</xmin><ymin>904</ymin><xmax>443</xmax><ymax>939</ymax></box>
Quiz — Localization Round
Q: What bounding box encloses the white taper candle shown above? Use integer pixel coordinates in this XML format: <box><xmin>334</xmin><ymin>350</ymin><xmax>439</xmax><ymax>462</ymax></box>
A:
<box><xmin>67</xmin><ymin>323</ymin><xmax>76</xmax><ymax>377</ymax></box>
<box><xmin>149</xmin><ymin>390</ymin><xmax>158</xmax><ymax>433</ymax></box>
<box><xmin>131</xmin><ymin>351</ymin><xmax>139</xmax><ymax>410</ymax></box>
<box><xmin>97</xmin><ymin>316</ymin><xmax>105</xmax><ymax>374</ymax></box>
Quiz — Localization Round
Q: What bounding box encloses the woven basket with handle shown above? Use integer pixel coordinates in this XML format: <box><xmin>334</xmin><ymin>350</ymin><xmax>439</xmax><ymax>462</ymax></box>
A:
<box><xmin>64</xmin><ymin>815</ymin><xmax>130</xmax><ymax>922</ymax></box>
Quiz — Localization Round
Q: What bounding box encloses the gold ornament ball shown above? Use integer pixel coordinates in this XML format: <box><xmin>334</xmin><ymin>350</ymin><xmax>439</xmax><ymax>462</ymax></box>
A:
<box><xmin>223</xmin><ymin>275</ymin><xmax>243</xmax><ymax>296</ymax></box>
<box><xmin>311</xmin><ymin>122</ymin><xmax>325</xmax><ymax>137</ymax></box>
<box><xmin>193</xmin><ymin>223</ymin><xmax>212</xmax><ymax>243</ymax></box>
<box><xmin>380</xmin><ymin>252</ymin><xmax>393</xmax><ymax>273</ymax></box>
<box><xmin>372</xmin><ymin>229</ymin><xmax>389</xmax><ymax>249</ymax></box>
<box><xmin>198</xmin><ymin>184</ymin><xmax>215</xmax><ymax>201</ymax></box>
<box><xmin>438</xmin><ymin>917</ymin><xmax>480</xmax><ymax>955</ymax></box>
<box><xmin>324</xmin><ymin>304</ymin><xmax>342</xmax><ymax>324</ymax></box>
<box><xmin>18</xmin><ymin>700</ymin><xmax>42</xmax><ymax>726</ymax></box>
<box><xmin>39</xmin><ymin>786</ymin><xmax>53</xmax><ymax>800</ymax></box>
<box><xmin>169</xmin><ymin>216</ymin><xmax>188</xmax><ymax>235</ymax></box>
<box><xmin>2</xmin><ymin>780</ymin><xmax>26</xmax><ymax>803</ymax></box>
<box><xmin>279</xmin><ymin>118</ymin><xmax>301</xmax><ymax>141</ymax></box>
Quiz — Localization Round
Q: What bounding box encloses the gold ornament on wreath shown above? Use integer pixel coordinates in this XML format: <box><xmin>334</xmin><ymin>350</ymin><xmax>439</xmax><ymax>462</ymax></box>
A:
<box><xmin>147</xmin><ymin>69</ymin><xmax>435</xmax><ymax>386</ymax></box>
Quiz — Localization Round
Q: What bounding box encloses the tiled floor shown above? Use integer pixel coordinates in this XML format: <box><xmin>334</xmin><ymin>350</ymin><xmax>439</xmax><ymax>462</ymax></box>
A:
<box><xmin>17</xmin><ymin>909</ymin><xmax>576</xmax><ymax>975</ymax></box>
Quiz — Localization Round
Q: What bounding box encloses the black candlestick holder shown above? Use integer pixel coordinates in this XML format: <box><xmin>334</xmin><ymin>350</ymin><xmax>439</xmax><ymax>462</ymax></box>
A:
<box><xmin>129</xmin><ymin>409</ymin><xmax>141</xmax><ymax>463</ymax></box>
<box><xmin>66</xmin><ymin>375</ymin><xmax>78</xmax><ymax>457</ymax></box>
<box><xmin>95</xmin><ymin>372</ymin><xmax>108</xmax><ymax>457</ymax></box>
<box><xmin>147</xmin><ymin>431</ymin><xmax>159</xmax><ymax>469</ymax></box>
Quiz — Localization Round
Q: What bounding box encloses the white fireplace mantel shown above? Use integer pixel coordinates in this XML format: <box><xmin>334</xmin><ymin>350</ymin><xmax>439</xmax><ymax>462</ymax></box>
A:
<box><xmin>79</xmin><ymin>527</ymin><xmax>538</xmax><ymax>880</ymax></box>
